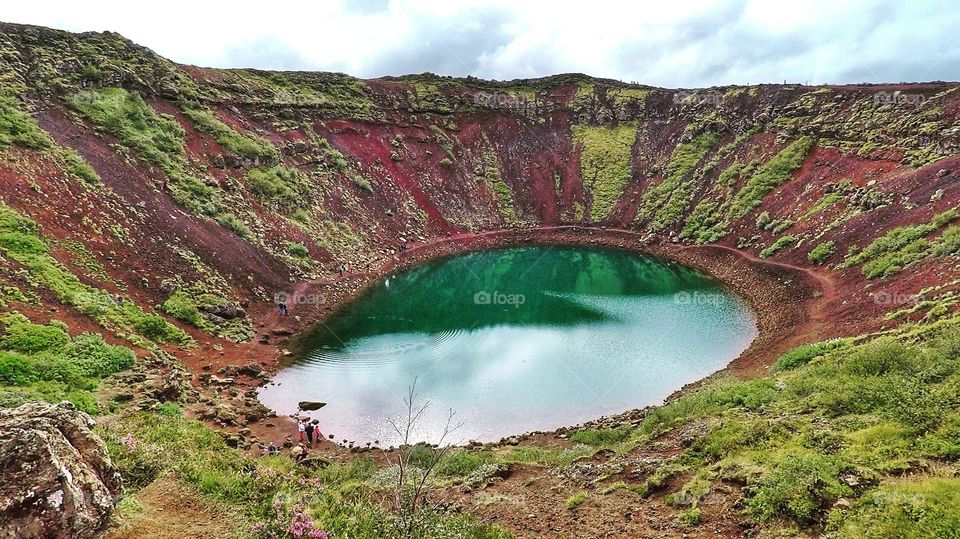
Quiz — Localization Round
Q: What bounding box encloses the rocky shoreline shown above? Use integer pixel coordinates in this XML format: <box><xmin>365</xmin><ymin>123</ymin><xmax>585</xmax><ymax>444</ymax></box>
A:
<box><xmin>204</xmin><ymin>226</ymin><xmax>831</xmax><ymax>454</ymax></box>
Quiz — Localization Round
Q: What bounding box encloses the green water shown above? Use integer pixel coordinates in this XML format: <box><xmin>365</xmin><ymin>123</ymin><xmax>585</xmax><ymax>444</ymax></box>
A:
<box><xmin>258</xmin><ymin>246</ymin><xmax>756</xmax><ymax>445</ymax></box>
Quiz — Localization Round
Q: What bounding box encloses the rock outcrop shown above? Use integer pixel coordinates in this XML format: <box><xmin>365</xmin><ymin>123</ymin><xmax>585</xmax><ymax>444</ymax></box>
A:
<box><xmin>0</xmin><ymin>401</ymin><xmax>122</xmax><ymax>539</ymax></box>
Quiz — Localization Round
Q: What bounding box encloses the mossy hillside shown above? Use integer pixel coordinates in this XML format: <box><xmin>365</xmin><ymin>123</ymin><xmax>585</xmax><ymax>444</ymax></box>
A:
<box><xmin>64</xmin><ymin>87</ymin><xmax>310</xmax><ymax>255</ymax></box>
<box><xmin>179</xmin><ymin>102</ymin><xmax>278</xmax><ymax>162</ymax></box>
<box><xmin>636</xmin><ymin>131</ymin><xmax>721</xmax><ymax>231</ymax></box>
<box><xmin>0</xmin><ymin>312</ymin><xmax>135</xmax><ymax>414</ymax></box>
<box><xmin>841</xmin><ymin>208</ymin><xmax>960</xmax><ymax>278</ymax></box>
<box><xmin>200</xmin><ymin>69</ymin><xmax>379</xmax><ymax>122</ymax></box>
<box><xmin>562</xmin><ymin>320</ymin><xmax>960</xmax><ymax>535</ymax></box>
<box><xmin>726</xmin><ymin>136</ymin><xmax>814</xmax><ymax>221</ymax></box>
<box><xmin>571</xmin><ymin>122</ymin><xmax>637</xmax><ymax>222</ymax></box>
<box><xmin>65</xmin><ymin>87</ymin><xmax>228</xmax><ymax>219</ymax></box>
<box><xmin>772</xmin><ymin>87</ymin><xmax>957</xmax><ymax>167</ymax></box>
<box><xmin>0</xmin><ymin>23</ymin><xmax>198</xmax><ymax>100</ymax></box>
<box><xmin>158</xmin><ymin>247</ymin><xmax>254</xmax><ymax>342</ymax></box>
<box><xmin>0</xmin><ymin>88</ymin><xmax>101</xmax><ymax>186</ymax></box>
<box><xmin>0</xmin><ymin>205</ymin><xmax>191</xmax><ymax>348</ymax></box>
<box><xmin>680</xmin><ymin>137</ymin><xmax>813</xmax><ymax>243</ymax></box>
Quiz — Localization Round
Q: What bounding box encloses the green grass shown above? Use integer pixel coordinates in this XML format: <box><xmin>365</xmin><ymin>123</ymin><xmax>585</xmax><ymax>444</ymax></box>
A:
<box><xmin>0</xmin><ymin>94</ymin><xmax>54</xmax><ymax>150</ymax></box>
<box><xmin>245</xmin><ymin>165</ymin><xmax>311</xmax><ymax>209</ymax></box>
<box><xmin>801</xmin><ymin>192</ymin><xmax>843</xmax><ymax>220</ymax></box>
<box><xmin>835</xmin><ymin>478</ymin><xmax>960</xmax><ymax>538</ymax></box>
<box><xmin>0</xmin><ymin>313</ymin><xmax>134</xmax><ymax>414</ymax></box>
<box><xmin>759</xmin><ymin>235</ymin><xmax>797</xmax><ymax>258</ymax></box>
<box><xmin>571</xmin><ymin>122</ymin><xmax>637</xmax><ymax>222</ymax></box>
<box><xmin>638</xmin><ymin>131</ymin><xmax>721</xmax><ymax>230</ymax></box>
<box><xmin>68</xmin><ymin>88</ymin><xmax>186</xmax><ymax>174</ymax></box>
<box><xmin>841</xmin><ymin>209</ymin><xmax>959</xmax><ymax>278</ymax></box>
<box><xmin>619</xmin><ymin>323</ymin><xmax>960</xmax><ymax>531</ymax></box>
<box><xmin>179</xmin><ymin>102</ymin><xmax>278</xmax><ymax>161</ymax></box>
<box><xmin>727</xmin><ymin>137</ymin><xmax>813</xmax><ymax>220</ymax></box>
<box><xmin>808</xmin><ymin>240</ymin><xmax>837</xmax><ymax>264</ymax></box>
<box><xmin>100</xmin><ymin>410</ymin><xmax>513</xmax><ymax>538</ymax></box>
<box><xmin>565</xmin><ymin>491</ymin><xmax>589</xmax><ymax>510</ymax></box>
<box><xmin>569</xmin><ymin>426</ymin><xmax>632</xmax><ymax>447</ymax></box>
<box><xmin>0</xmin><ymin>205</ymin><xmax>191</xmax><ymax>348</ymax></box>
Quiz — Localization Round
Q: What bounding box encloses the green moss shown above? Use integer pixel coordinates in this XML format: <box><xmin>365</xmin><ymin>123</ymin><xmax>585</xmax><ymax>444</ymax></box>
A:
<box><xmin>284</xmin><ymin>241</ymin><xmax>310</xmax><ymax>258</ymax></box>
<box><xmin>245</xmin><ymin>165</ymin><xmax>311</xmax><ymax>209</ymax></box>
<box><xmin>565</xmin><ymin>491</ymin><xmax>589</xmax><ymax>510</ymax></box>
<box><xmin>801</xmin><ymin>192</ymin><xmax>843</xmax><ymax>220</ymax></box>
<box><xmin>0</xmin><ymin>315</ymin><xmax>134</xmax><ymax>414</ymax></box>
<box><xmin>0</xmin><ymin>205</ymin><xmax>192</xmax><ymax>347</ymax></box>
<box><xmin>808</xmin><ymin>240</ymin><xmax>836</xmax><ymax>264</ymax></box>
<box><xmin>841</xmin><ymin>209</ymin><xmax>959</xmax><ymax>277</ymax></box>
<box><xmin>0</xmin><ymin>95</ymin><xmax>54</xmax><ymax>150</ymax></box>
<box><xmin>68</xmin><ymin>88</ymin><xmax>185</xmax><ymax>173</ymax></box>
<box><xmin>180</xmin><ymin>102</ymin><xmax>278</xmax><ymax>161</ymax></box>
<box><xmin>759</xmin><ymin>235</ymin><xmax>797</xmax><ymax>258</ymax></box>
<box><xmin>638</xmin><ymin>131</ymin><xmax>721</xmax><ymax>230</ymax></box>
<box><xmin>571</xmin><ymin>122</ymin><xmax>636</xmax><ymax>222</ymax></box>
<box><xmin>727</xmin><ymin>137</ymin><xmax>813</xmax><ymax>220</ymax></box>
<box><xmin>836</xmin><ymin>478</ymin><xmax>960</xmax><ymax>538</ymax></box>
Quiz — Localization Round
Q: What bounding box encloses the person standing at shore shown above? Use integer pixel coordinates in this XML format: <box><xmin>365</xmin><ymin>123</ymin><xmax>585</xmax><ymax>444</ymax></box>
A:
<box><xmin>297</xmin><ymin>420</ymin><xmax>306</xmax><ymax>442</ymax></box>
<box><xmin>304</xmin><ymin>421</ymin><xmax>315</xmax><ymax>444</ymax></box>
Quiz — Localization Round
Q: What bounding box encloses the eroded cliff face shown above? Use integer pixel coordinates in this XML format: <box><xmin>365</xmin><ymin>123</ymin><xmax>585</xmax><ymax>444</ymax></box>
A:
<box><xmin>0</xmin><ymin>20</ymin><xmax>958</xmax><ymax>364</ymax></box>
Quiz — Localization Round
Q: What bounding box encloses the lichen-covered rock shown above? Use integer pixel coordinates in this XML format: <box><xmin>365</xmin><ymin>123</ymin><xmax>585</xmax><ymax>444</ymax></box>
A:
<box><xmin>0</xmin><ymin>401</ymin><xmax>122</xmax><ymax>539</ymax></box>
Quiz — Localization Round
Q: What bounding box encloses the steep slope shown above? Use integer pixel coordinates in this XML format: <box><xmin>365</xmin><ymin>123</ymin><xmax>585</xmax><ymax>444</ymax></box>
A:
<box><xmin>1</xmin><ymin>22</ymin><xmax>960</xmax><ymax>539</ymax></box>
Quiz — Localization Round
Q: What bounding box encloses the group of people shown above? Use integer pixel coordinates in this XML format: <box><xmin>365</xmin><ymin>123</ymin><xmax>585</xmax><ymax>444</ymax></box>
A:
<box><xmin>263</xmin><ymin>418</ymin><xmax>322</xmax><ymax>464</ymax></box>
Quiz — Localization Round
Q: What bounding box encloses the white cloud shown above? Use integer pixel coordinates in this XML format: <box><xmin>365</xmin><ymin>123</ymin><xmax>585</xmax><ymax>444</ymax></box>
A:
<box><xmin>3</xmin><ymin>0</ymin><xmax>959</xmax><ymax>86</ymax></box>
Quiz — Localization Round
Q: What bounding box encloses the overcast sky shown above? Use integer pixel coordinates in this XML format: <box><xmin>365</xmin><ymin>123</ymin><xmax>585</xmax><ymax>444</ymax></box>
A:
<box><xmin>4</xmin><ymin>0</ymin><xmax>959</xmax><ymax>87</ymax></box>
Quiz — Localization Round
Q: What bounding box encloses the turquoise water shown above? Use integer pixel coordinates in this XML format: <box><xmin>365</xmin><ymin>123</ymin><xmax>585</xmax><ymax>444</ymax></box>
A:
<box><xmin>258</xmin><ymin>246</ymin><xmax>757</xmax><ymax>446</ymax></box>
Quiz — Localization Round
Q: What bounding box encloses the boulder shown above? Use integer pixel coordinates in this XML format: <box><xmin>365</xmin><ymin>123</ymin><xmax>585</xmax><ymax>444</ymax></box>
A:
<box><xmin>0</xmin><ymin>401</ymin><xmax>122</xmax><ymax>539</ymax></box>
<box><xmin>297</xmin><ymin>401</ymin><xmax>327</xmax><ymax>411</ymax></box>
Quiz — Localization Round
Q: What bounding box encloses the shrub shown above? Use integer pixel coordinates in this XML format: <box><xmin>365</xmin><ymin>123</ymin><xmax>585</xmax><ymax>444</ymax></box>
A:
<box><xmin>0</xmin><ymin>351</ymin><xmax>36</xmax><ymax>385</ymax></box>
<box><xmin>773</xmin><ymin>339</ymin><xmax>847</xmax><ymax>371</ymax></box>
<box><xmin>133</xmin><ymin>314</ymin><xmax>189</xmax><ymax>345</ymax></box>
<box><xmin>843</xmin><ymin>338</ymin><xmax>919</xmax><ymax>376</ymax></box>
<box><xmin>162</xmin><ymin>291</ymin><xmax>205</xmax><ymax>327</ymax></box>
<box><xmin>808</xmin><ymin>241</ymin><xmax>836</xmax><ymax>264</ymax></box>
<box><xmin>64</xmin><ymin>333</ymin><xmax>135</xmax><ymax>377</ymax></box>
<box><xmin>759</xmin><ymin>235</ymin><xmax>796</xmax><ymax>258</ymax></box>
<box><xmin>569</xmin><ymin>427</ymin><xmax>632</xmax><ymax>447</ymax></box>
<box><xmin>246</xmin><ymin>165</ymin><xmax>308</xmax><ymax>208</ymax></box>
<box><xmin>747</xmin><ymin>452</ymin><xmax>851</xmax><ymax>525</ymax></box>
<box><xmin>0</xmin><ymin>320</ymin><xmax>70</xmax><ymax>353</ymax></box>
<box><xmin>284</xmin><ymin>241</ymin><xmax>310</xmax><ymax>258</ymax></box>
<box><xmin>679</xmin><ymin>508</ymin><xmax>701</xmax><ymax>526</ymax></box>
